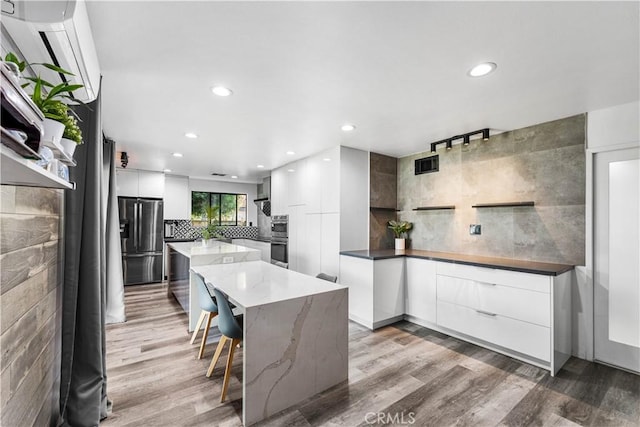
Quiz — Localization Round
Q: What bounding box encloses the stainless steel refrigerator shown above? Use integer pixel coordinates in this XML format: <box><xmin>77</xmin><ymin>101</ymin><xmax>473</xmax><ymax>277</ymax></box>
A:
<box><xmin>118</xmin><ymin>197</ymin><xmax>164</xmax><ymax>285</ymax></box>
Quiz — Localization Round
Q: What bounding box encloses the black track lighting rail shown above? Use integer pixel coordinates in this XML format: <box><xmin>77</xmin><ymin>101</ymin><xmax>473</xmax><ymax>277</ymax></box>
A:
<box><xmin>430</xmin><ymin>128</ymin><xmax>490</xmax><ymax>153</ymax></box>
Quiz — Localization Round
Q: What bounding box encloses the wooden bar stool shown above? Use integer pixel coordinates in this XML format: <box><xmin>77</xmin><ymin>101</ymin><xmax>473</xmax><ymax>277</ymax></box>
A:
<box><xmin>190</xmin><ymin>273</ymin><xmax>218</xmax><ymax>359</ymax></box>
<box><xmin>206</xmin><ymin>287</ymin><xmax>243</xmax><ymax>403</ymax></box>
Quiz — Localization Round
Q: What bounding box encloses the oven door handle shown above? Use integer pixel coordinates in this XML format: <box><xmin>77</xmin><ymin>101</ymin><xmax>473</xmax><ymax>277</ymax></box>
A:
<box><xmin>271</xmin><ymin>242</ymin><xmax>287</xmax><ymax>246</ymax></box>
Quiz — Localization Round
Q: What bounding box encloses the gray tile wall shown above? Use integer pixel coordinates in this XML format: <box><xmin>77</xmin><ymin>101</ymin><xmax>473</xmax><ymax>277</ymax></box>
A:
<box><xmin>397</xmin><ymin>114</ymin><xmax>586</xmax><ymax>265</ymax></box>
<box><xmin>0</xmin><ymin>186</ymin><xmax>63</xmax><ymax>426</ymax></box>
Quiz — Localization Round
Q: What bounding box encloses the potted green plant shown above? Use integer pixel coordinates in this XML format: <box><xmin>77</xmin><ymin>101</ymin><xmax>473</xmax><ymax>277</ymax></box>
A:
<box><xmin>388</xmin><ymin>220</ymin><xmax>412</xmax><ymax>250</ymax></box>
<box><xmin>201</xmin><ymin>223</ymin><xmax>224</xmax><ymax>244</ymax></box>
<box><xmin>4</xmin><ymin>52</ymin><xmax>84</xmax><ymax>154</ymax></box>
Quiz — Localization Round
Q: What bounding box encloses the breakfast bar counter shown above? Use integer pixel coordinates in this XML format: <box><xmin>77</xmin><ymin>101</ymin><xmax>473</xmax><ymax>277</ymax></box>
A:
<box><xmin>191</xmin><ymin>261</ymin><xmax>348</xmax><ymax>426</ymax></box>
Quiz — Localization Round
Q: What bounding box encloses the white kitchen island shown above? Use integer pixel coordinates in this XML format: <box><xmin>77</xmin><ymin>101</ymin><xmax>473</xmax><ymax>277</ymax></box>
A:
<box><xmin>167</xmin><ymin>241</ymin><xmax>261</xmax><ymax>330</ymax></box>
<box><xmin>191</xmin><ymin>261</ymin><xmax>348</xmax><ymax>426</ymax></box>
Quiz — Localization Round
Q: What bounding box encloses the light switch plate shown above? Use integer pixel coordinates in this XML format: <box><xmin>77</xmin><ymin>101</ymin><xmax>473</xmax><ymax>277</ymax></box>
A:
<box><xmin>469</xmin><ymin>224</ymin><xmax>481</xmax><ymax>235</ymax></box>
<box><xmin>222</xmin><ymin>256</ymin><xmax>234</xmax><ymax>263</ymax></box>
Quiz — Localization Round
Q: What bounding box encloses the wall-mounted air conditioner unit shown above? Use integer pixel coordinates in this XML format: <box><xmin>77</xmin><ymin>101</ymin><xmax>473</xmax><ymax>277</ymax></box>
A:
<box><xmin>1</xmin><ymin>0</ymin><xmax>100</xmax><ymax>102</ymax></box>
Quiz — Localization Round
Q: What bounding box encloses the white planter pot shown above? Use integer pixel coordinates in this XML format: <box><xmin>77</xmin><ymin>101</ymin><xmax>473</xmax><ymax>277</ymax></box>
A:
<box><xmin>42</xmin><ymin>118</ymin><xmax>65</xmax><ymax>145</ymax></box>
<box><xmin>60</xmin><ymin>138</ymin><xmax>78</xmax><ymax>157</ymax></box>
<box><xmin>395</xmin><ymin>238</ymin><xmax>406</xmax><ymax>250</ymax></box>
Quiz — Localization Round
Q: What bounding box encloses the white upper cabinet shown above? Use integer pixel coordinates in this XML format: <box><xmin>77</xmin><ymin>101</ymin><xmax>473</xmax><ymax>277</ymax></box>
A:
<box><xmin>270</xmin><ymin>167</ymin><xmax>288</xmax><ymax>215</ymax></box>
<box><xmin>138</xmin><ymin>170</ymin><xmax>165</xmax><ymax>198</ymax></box>
<box><xmin>321</xmin><ymin>147</ymin><xmax>340</xmax><ymax>213</ymax></box>
<box><xmin>303</xmin><ymin>146</ymin><xmax>340</xmax><ymax>214</ymax></box>
<box><xmin>164</xmin><ymin>175</ymin><xmax>190</xmax><ymax>219</ymax></box>
<box><xmin>116</xmin><ymin>169</ymin><xmax>165</xmax><ymax>198</ymax></box>
<box><xmin>115</xmin><ymin>169</ymin><xmax>138</xmax><ymax>197</ymax></box>
<box><xmin>287</xmin><ymin>159</ymin><xmax>307</xmax><ymax>207</ymax></box>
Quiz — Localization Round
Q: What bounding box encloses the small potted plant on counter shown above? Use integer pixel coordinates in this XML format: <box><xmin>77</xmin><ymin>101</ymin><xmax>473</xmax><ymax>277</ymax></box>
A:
<box><xmin>388</xmin><ymin>220</ymin><xmax>412</xmax><ymax>250</ymax></box>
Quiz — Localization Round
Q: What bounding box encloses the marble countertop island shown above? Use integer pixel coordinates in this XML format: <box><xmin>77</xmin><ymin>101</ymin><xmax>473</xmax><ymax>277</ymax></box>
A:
<box><xmin>166</xmin><ymin>241</ymin><xmax>261</xmax><ymax>330</ymax></box>
<box><xmin>191</xmin><ymin>261</ymin><xmax>348</xmax><ymax>426</ymax></box>
<box><xmin>169</xmin><ymin>240</ymin><xmax>260</xmax><ymax>263</ymax></box>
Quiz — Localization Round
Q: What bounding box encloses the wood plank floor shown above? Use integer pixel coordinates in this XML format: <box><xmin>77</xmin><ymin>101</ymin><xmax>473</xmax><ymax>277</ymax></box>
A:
<box><xmin>102</xmin><ymin>283</ymin><xmax>639</xmax><ymax>426</ymax></box>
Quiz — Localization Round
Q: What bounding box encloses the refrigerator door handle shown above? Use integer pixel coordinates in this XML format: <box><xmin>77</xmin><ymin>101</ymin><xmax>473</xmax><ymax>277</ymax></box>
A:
<box><xmin>138</xmin><ymin>202</ymin><xmax>143</xmax><ymax>248</ymax></box>
<box><xmin>133</xmin><ymin>201</ymin><xmax>138</xmax><ymax>250</ymax></box>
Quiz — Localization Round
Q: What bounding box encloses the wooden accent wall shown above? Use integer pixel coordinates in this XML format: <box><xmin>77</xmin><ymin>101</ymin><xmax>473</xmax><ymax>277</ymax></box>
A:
<box><xmin>0</xmin><ymin>186</ymin><xmax>63</xmax><ymax>426</ymax></box>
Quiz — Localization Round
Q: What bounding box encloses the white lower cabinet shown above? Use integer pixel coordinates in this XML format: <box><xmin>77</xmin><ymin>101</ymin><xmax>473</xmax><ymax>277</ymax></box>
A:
<box><xmin>339</xmin><ymin>255</ymin><xmax>404</xmax><ymax>330</ymax></box>
<box><xmin>339</xmin><ymin>255</ymin><xmax>572</xmax><ymax>375</ymax></box>
<box><xmin>405</xmin><ymin>258</ymin><xmax>437</xmax><ymax>325</ymax></box>
<box><xmin>433</xmin><ymin>262</ymin><xmax>571</xmax><ymax>375</ymax></box>
<box><xmin>436</xmin><ymin>300</ymin><xmax>551</xmax><ymax>362</ymax></box>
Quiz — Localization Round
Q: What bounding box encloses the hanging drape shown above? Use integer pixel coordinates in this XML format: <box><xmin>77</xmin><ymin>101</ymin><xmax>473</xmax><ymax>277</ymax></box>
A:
<box><xmin>103</xmin><ymin>138</ymin><xmax>125</xmax><ymax>324</ymax></box>
<box><xmin>59</xmin><ymin>87</ymin><xmax>111</xmax><ymax>426</ymax></box>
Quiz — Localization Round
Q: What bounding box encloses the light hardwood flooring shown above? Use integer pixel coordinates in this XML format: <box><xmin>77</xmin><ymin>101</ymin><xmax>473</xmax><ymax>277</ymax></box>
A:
<box><xmin>102</xmin><ymin>283</ymin><xmax>639</xmax><ymax>426</ymax></box>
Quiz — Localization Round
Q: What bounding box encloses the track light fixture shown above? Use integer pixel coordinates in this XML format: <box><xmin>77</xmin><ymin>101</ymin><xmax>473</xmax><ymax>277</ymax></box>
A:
<box><xmin>428</xmin><ymin>128</ymin><xmax>490</xmax><ymax>152</ymax></box>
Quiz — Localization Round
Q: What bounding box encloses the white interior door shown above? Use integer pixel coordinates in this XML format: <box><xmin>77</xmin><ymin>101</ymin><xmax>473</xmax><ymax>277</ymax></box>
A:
<box><xmin>594</xmin><ymin>147</ymin><xmax>640</xmax><ymax>373</ymax></box>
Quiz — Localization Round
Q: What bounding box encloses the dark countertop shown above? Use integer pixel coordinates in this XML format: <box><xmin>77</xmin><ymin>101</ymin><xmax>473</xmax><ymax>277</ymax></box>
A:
<box><xmin>339</xmin><ymin>249</ymin><xmax>574</xmax><ymax>276</ymax></box>
<box><xmin>164</xmin><ymin>238</ymin><xmax>197</xmax><ymax>243</ymax></box>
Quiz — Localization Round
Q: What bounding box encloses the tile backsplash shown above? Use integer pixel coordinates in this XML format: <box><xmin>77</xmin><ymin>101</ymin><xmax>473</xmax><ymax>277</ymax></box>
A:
<box><xmin>165</xmin><ymin>219</ymin><xmax>258</xmax><ymax>240</ymax></box>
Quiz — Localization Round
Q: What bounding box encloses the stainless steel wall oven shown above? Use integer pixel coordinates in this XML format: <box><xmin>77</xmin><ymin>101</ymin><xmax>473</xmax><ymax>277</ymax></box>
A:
<box><xmin>270</xmin><ymin>215</ymin><xmax>288</xmax><ymax>267</ymax></box>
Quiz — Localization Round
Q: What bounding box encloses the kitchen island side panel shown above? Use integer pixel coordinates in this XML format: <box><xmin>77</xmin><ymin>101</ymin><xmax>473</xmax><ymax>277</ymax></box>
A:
<box><xmin>243</xmin><ymin>288</ymin><xmax>348</xmax><ymax>426</ymax></box>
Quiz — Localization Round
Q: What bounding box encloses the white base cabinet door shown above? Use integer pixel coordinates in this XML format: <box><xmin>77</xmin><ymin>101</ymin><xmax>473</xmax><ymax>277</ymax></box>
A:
<box><xmin>405</xmin><ymin>258</ymin><xmax>437</xmax><ymax>325</ymax></box>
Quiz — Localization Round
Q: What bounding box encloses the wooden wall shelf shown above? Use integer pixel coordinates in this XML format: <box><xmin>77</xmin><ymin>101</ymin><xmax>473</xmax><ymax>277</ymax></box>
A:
<box><xmin>370</xmin><ymin>206</ymin><xmax>399</xmax><ymax>212</ymax></box>
<box><xmin>413</xmin><ymin>205</ymin><xmax>456</xmax><ymax>211</ymax></box>
<box><xmin>472</xmin><ymin>201</ymin><xmax>535</xmax><ymax>208</ymax></box>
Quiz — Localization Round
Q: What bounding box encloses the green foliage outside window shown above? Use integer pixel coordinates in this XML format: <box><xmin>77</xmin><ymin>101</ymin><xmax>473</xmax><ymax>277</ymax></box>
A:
<box><xmin>191</xmin><ymin>192</ymin><xmax>247</xmax><ymax>227</ymax></box>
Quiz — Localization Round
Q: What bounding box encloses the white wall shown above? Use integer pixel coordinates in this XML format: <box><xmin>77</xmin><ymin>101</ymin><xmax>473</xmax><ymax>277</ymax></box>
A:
<box><xmin>189</xmin><ymin>179</ymin><xmax>258</xmax><ymax>226</ymax></box>
<box><xmin>587</xmin><ymin>101</ymin><xmax>640</xmax><ymax>150</ymax></box>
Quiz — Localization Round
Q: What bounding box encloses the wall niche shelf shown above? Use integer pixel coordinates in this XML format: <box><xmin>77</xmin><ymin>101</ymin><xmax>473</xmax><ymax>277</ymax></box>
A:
<box><xmin>370</xmin><ymin>206</ymin><xmax>399</xmax><ymax>212</ymax></box>
<box><xmin>472</xmin><ymin>201</ymin><xmax>535</xmax><ymax>208</ymax></box>
<box><xmin>413</xmin><ymin>205</ymin><xmax>456</xmax><ymax>211</ymax></box>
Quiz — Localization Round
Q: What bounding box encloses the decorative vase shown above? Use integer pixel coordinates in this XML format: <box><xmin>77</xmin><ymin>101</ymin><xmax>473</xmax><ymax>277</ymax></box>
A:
<box><xmin>60</xmin><ymin>138</ymin><xmax>78</xmax><ymax>157</ymax></box>
<box><xmin>42</xmin><ymin>118</ymin><xmax>65</xmax><ymax>145</ymax></box>
<box><xmin>395</xmin><ymin>238</ymin><xmax>406</xmax><ymax>250</ymax></box>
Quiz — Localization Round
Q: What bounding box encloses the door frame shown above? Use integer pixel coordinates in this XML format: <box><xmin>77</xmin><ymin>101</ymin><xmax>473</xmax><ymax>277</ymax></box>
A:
<box><xmin>586</xmin><ymin>140</ymin><xmax>640</xmax><ymax>363</ymax></box>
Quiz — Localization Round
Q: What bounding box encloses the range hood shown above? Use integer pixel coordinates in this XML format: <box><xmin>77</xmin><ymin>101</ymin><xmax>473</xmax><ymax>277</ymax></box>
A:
<box><xmin>254</xmin><ymin>177</ymin><xmax>271</xmax><ymax>217</ymax></box>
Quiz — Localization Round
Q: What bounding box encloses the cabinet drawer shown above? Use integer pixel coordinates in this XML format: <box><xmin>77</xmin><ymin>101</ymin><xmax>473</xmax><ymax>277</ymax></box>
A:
<box><xmin>437</xmin><ymin>300</ymin><xmax>550</xmax><ymax>362</ymax></box>
<box><xmin>436</xmin><ymin>262</ymin><xmax>550</xmax><ymax>294</ymax></box>
<box><xmin>437</xmin><ymin>275</ymin><xmax>550</xmax><ymax>327</ymax></box>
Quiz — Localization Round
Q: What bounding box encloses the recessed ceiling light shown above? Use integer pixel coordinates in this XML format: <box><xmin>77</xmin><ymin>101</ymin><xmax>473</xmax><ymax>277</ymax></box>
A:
<box><xmin>184</xmin><ymin>132</ymin><xmax>198</xmax><ymax>139</ymax></box>
<box><xmin>468</xmin><ymin>62</ymin><xmax>497</xmax><ymax>77</ymax></box>
<box><xmin>257</xmin><ymin>164</ymin><xmax>265</xmax><ymax>168</ymax></box>
<box><xmin>172</xmin><ymin>152</ymin><xmax>183</xmax><ymax>158</ymax></box>
<box><xmin>286</xmin><ymin>151</ymin><xmax>295</xmax><ymax>155</ymax></box>
<box><xmin>341</xmin><ymin>124</ymin><xmax>356</xmax><ymax>132</ymax></box>
<box><xmin>211</xmin><ymin>86</ymin><xmax>233</xmax><ymax>97</ymax></box>
<box><xmin>287</xmin><ymin>169</ymin><xmax>295</xmax><ymax>173</ymax></box>
<box><xmin>163</xmin><ymin>168</ymin><xmax>172</xmax><ymax>173</ymax></box>
<box><xmin>323</xmin><ymin>158</ymin><xmax>331</xmax><ymax>162</ymax></box>
<box><xmin>231</xmin><ymin>175</ymin><xmax>238</xmax><ymax>179</ymax></box>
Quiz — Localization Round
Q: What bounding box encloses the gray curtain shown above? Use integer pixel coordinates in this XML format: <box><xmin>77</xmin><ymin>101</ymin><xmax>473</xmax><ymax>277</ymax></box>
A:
<box><xmin>103</xmin><ymin>138</ymin><xmax>125</xmax><ymax>324</ymax></box>
<box><xmin>59</xmin><ymin>88</ymin><xmax>110</xmax><ymax>426</ymax></box>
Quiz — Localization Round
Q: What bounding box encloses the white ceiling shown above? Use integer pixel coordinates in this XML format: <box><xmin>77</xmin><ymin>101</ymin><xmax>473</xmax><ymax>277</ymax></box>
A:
<box><xmin>86</xmin><ymin>1</ymin><xmax>639</xmax><ymax>183</ymax></box>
